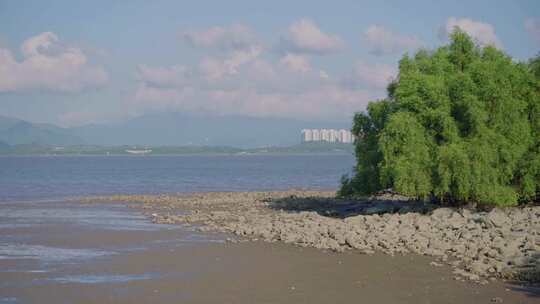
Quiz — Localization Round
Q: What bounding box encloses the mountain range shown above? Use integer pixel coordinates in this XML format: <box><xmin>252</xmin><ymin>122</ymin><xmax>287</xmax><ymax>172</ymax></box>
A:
<box><xmin>0</xmin><ymin>115</ymin><xmax>82</xmax><ymax>146</ymax></box>
<box><xmin>0</xmin><ymin>113</ymin><xmax>351</xmax><ymax>148</ymax></box>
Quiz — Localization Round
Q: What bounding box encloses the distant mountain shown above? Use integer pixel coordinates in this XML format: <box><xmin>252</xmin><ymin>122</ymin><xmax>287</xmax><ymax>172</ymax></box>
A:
<box><xmin>0</xmin><ymin>113</ymin><xmax>352</xmax><ymax>148</ymax></box>
<box><xmin>0</xmin><ymin>116</ymin><xmax>82</xmax><ymax>145</ymax></box>
<box><xmin>71</xmin><ymin>112</ymin><xmax>352</xmax><ymax>148</ymax></box>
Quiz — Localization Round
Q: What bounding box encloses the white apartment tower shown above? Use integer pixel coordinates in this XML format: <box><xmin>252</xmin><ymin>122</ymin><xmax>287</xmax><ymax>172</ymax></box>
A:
<box><xmin>301</xmin><ymin>129</ymin><xmax>313</xmax><ymax>142</ymax></box>
<box><xmin>321</xmin><ymin>129</ymin><xmax>330</xmax><ymax>142</ymax></box>
<box><xmin>312</xmin><ymin>129</ymin><xmax>321</xmax><ymax>141</ymax></box>
<box><xmin>329</xmin><ymin>129</ymin><xmax>338</xmax><ymax>142</ymax></box>
<box><xmin>339</xmin><ymin>129</ymin><xmax>353</xmax><ymax>143</ymax></box>
<box><xmin>300</xmin><ymin>128</ymin><xmax>353</xmax><ymax>143</ymax></box>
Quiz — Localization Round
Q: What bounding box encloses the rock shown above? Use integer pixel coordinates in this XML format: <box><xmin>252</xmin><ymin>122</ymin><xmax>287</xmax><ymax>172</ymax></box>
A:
<box><xmin>431</xmin><ymin>208</ymin><xmax>454</xmax><ymax>219</ymax></box>
<box><xmin>487</xmin><ymin>209</ymin><xmax>510</xmax><ymax>228</ymax></box>
<box><xmin>447</xmin><ymin>213</ymin><xmax>466</xmax><ymax>229</ymax></box>
<box><xmin>469</xmin><ymin>261</ymin><xmax>491</xmax><ymax>275</ymax></box>
<box><xmin>414</xmin><ymin>216</ymin><xmax>431</xmax><ymax>231</ymax></box>
<box><xmin>430</xmin><ymin>261</ymin><xmax>443</xmax><ymax>267</ymax></box>
<box><xmin>490</xmin><ymin>297</ymin><xmax>503</xmax><ymax>303</ymax></box>
<box><xmin>453</xmin><ymin>267</ymin><xmax>479</xmax><ymax>280</ymax></box>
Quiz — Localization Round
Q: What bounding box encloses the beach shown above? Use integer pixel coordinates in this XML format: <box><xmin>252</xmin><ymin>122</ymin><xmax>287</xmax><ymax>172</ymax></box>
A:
<box><xmin>1</xmin><ymin>219</ymin><xmax>537</xmax><ymax>304</ymax></box>
<box><xmin>68</xmin><ymin>190</ymin><xmax>539</xmax><ymax>303</ymax></box>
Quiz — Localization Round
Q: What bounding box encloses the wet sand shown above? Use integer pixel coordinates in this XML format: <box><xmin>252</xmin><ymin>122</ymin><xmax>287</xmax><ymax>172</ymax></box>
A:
<box><xmin>1</xmin><ymin>199</ymin><xmax>539</xmax><ymax>303</ymax></box>
<box><xmin>2</xmin><ymin>240</ymin><xmax>539</xmax><ymax>304</ymax></box>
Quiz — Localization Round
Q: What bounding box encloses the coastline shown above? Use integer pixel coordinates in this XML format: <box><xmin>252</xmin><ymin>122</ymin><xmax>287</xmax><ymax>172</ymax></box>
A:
<box><xmin>85</xmin><ymin>190</ymin><xmax>540</xmax><ymax>285</ymax></box>
<box><xmin>2</xmin><ymin>192</ymin><xmax>538</xmax><ymax>303</ymax></box>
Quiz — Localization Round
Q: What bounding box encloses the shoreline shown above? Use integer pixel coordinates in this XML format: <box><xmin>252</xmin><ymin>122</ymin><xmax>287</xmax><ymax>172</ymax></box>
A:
<box><xmin>3</xmin><ymin>193</ymin><xmax>538</xmax><ymax>303</ymax></box>
<box><xmin>0</xmin><ymin>151</ymin><xmax>354</xmax><ymax>157</ymax></box>
<box><xmin>84</xmin><ymin>190</ymin><xmax>540</xmax><ymax>286</ymax></box>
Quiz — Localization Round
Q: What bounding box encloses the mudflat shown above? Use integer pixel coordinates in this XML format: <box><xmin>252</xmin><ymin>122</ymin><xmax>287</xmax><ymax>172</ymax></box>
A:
<box><xmin>2</xmin><ymin>194</ymin><xmax>538</xmax><ymax>303</ymax></box>
<box><xmin>2</xmin><ymin>239</ymin><xmax>538</xmax><ymax>304</ymax></box>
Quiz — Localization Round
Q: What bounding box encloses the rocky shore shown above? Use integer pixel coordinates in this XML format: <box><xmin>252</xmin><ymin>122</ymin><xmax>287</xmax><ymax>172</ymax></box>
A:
<box><xmin>83</xmin><ymin>191</ymin><xmax>540</xmax><ymax>284</ymax></box>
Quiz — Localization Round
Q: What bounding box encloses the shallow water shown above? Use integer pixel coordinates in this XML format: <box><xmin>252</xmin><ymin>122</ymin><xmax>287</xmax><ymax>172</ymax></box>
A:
<box><xmin>0</xmin><ymin>198</ymin><xmax>225</xmax><ymax>297</ymax></box>
<box><xmin>45</xmin><ymin>273</ymin><xmax>160</xmax><ymax>284</ymax></box>
<box><xmin>0</xmin><ymin>244</ymin><xmax>113</xmax><ymax>262</ymax></box>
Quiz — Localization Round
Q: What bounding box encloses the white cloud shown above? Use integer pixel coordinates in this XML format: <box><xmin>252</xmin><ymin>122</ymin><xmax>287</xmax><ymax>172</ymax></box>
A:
<box><xmin>133</xmin><ymin>52</ymin><xmax>375</xmax><ymax>120</ymax></box>
<box><xmin>440</xmin><ymin>17</ymin><xmax>502</xmax><ymax>48</ymax></box>
<box><xmin>279</xmin><ymin>18</ymin><xmax>344</xmax><ymax>55</ymax></box>
<box><xmin>279</xmin><ymin>53</ymin><xmax>312</xmax><ymax>73</ymax></box>
<box><xmin>133</xmin><ymin>22</ymin><xmax>387</xmax><ymax>121</ymax></box>
<box><xmin>21</xmin><ymin>32</ymin><xmax>61</xmax><ymax>57</ymax></box>
<box><xmin>344</xmin><ymin>62</ymin><xmax>396</xmax><ymax>90</ymax></box>
<box><xmin>525</xmin><ymin>18</ymin><xmax>540</xmax><ymax>44</ymax></box>
<box><xmin>199</xmin><ymin>46</ymin><xmax>262</xmax><ymax>80</ymax></box>
<box><xmin>137</xmin><ymin>64</ymin><xmax>192</xmax><ymax>88</ymax></box>
<box><xmin>181</xmin><ymin>24</ymin><xmax>257</xmax><ymax>51</ymax></box>
<box><xmin>0</xmin><ymin>32</ymin><xmax>108</xmax><ymax>93</ymax></box>
<box><xmin>319</xmin><ymin>70</ymin><xmax>329</xmax><ymax>79</ymax></box>
<box><xmin>134</xmin><ymin>83</ymin><xmax>371</xmax><ymax>121</ymax></box>
<box><xmin>363</xmin><ymin>25</ymin><xmax>422</xmax><ymax>56</ymax></box>
<box><xmin>178</xmin><ymin>25</ymin><xmax>264</xmax><ymax>82</ymax></box>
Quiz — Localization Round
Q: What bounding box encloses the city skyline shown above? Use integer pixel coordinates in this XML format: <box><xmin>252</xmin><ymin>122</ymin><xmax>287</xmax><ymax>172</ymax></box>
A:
<box><xmin>301</xmin><ymin>128</ymin><xmax>354</xmax><ymax>144</ymax></box>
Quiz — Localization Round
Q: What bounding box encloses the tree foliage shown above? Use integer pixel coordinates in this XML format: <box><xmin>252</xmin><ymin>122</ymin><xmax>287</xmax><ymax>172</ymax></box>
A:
<box><xmin>339</xmin><ymin>30</ymin><xmax>540</xmax><ymax>206</ymax></box>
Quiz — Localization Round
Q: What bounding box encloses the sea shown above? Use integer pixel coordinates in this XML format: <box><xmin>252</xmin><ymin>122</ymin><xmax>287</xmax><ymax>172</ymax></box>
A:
<box><xmin>0</xmin><ymin>154</ymin><xmax>354</xmax><ymax>202</ymax></box>
<box><xmin>0</xmin><ymin>154</ymin><xmax>354</xmax><ymax>303</ymax></box>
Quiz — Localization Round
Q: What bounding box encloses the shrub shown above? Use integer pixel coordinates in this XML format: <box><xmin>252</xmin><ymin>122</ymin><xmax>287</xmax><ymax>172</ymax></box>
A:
<box><xmin>340</xmin><ymin>29</ymin><xmax>540</xmax><ymax>206</ymax></box>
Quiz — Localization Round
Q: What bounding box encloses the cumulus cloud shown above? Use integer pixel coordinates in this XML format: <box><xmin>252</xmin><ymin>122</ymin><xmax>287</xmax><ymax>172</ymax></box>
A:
<box><xmin>199</xmin><ymin>46</ymin><xmax>262</xmax><ymax>80</ymax></box>
<box><xmin>181</xmin><ymin>24</ymin><xmax>257</xmax><ymax>51</ymax></box>
<box><xmin>137</xmin><ymin>64</ymin><xmax>192</xmax><ymax>88</ymax></box>
<box><xmin>132</xmin><ymin>21</ymin><xmax>391</xmax><ymax>120</ymax></box>
<box><xmin>0</xmin><ymin>32</ymin><xmax>108</xmax><ymax>93</ymax></box>
<box><xmin>279</xmin><ymin>53</ymin><xmax>312</xmax><ymax>73</ymax></box>
<box><xmin>344</xmin><ymin>62</ymin><xmax>397</xmax><ymax>90</ymax></box>
<box><xmin>279</xmin><ymin>19</ymin><xmax>344</xmax><ymax>55</ymax></box>
<box><xmin>525</xmin><ymin>18</ymin><xmax>540</xmax><ymax>44</ymax></box>
<box><xmin>133</xmin><ymin>53</ymin><xmax>374</xmax><ymax>120</ymax></box>
<box><xmin>439</xmin><ymin>17</ymin><xmax>502</xmax><ymax>48</ymax></box>
<box><xmin>134</xmin><ymin>83</ymin><xmax>371</xmax><ymax>121</ymax></box>
<box><xmin>363</xmin><ymin>25</ymin><xmax>422</xmax><ymax>56</ymax></box>
<box><xmin>179</xmin><ymin>25</ymin><xmax>264</xmax><ymax>81</ymax></box>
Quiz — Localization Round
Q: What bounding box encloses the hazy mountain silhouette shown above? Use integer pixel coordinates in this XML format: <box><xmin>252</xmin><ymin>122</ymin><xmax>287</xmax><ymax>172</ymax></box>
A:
<box><xmin>0</xmin><ymin>116</ymin><xmax>82</xmax><ymax>145</ymax></box>
<box><xmin>0</xmin><ymin>113</ymin><xmax>351</xmax><ymax>147</ymax></box>
<box><xmin>71</xmin><ymin>112</ymin><xmax>351</xmax><ymax>147</ymax></box>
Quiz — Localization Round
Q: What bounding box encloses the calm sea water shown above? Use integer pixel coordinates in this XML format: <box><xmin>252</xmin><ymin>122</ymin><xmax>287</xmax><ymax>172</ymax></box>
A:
<box><xmin>0</xmin><ymin>154</ymin><xmax>354</xmax><ymax>202</ymax></box>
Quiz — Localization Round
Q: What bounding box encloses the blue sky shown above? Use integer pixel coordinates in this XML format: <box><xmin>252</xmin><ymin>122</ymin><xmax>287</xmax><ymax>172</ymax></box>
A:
<box><xmin>0</xmin><ymin>0</ymin><xmax>539</xmax><ymax>126</ymax></box>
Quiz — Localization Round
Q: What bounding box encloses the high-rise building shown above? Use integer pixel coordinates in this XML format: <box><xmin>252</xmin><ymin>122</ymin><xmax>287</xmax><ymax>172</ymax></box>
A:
<box><xmin>339</xmin><ymin>129</ymin><xmax>353</xmax><ymax>143</ymax></box>
<box><xmin>312</xmin><ymin>129</ymin><xmax>321</xmax><ymax>141</ymax></box>
<box><xmin>329</xmin><ymin>129</ymin><xmax>338</xmax><ymax>142</ymax></box>
<box><xmin>301</xmin><ymin>129</ymin><xmax>313</xmax><ymax>142</ymax></box>
<box><xmin>321</xmin><ymin>129</ymin><xmax>330</xmax><ymax>142</ymax></box>
<box><xmin>300</xmin><ymin>128</ymin><xmax>353</xmax><ymax>143</ymax></box>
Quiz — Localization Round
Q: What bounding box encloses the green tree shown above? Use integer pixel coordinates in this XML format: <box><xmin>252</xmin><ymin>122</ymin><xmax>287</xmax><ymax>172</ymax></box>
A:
<box><xmin>529</xmin><ymin>52</ymin><xmax>540</xmax><ymax>79</ymax></box>
<box><xmin>339</xmin><ymin>29</ymin><xmax>540</xmax><ymax>206</ymax></box>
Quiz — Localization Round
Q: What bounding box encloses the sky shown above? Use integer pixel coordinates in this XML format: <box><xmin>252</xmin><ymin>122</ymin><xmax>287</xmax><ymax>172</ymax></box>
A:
<box><xmin>0</xmin><ymin>0</ymin><xmax>539</xmax><ymax>127</ymax></box>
